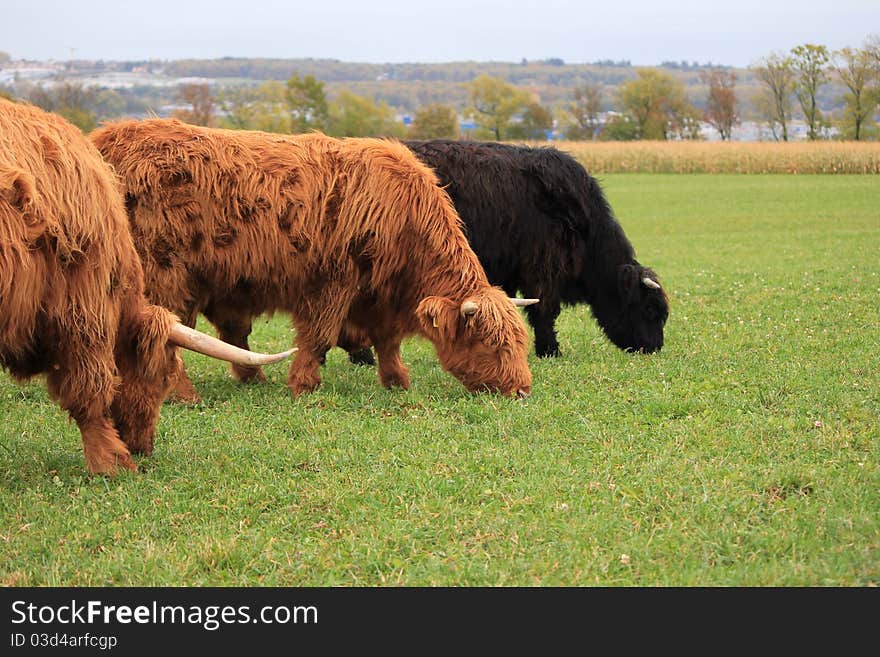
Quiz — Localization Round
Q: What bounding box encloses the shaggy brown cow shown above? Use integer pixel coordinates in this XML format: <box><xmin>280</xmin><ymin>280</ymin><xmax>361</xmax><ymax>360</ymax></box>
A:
<box><xmin>90</xmin><ymin>119</ymin><xmax>534</xmax><ymax>400</ymax></box>
<box><xmin>0</xmin><ymin>100</ymin><xmax>293</xmax><ymax>475</ymax></box>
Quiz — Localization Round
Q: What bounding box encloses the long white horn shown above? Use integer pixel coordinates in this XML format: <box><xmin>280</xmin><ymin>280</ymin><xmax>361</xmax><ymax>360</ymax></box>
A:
<box><xmin>641</xmin><ymin>277</ymin><xmax>661</xmax><ymax>290</ymax></box>
<box><xmin>510</xmin><ymin>298</ymin><xmax>539</xmax><ymax>307</ymax></box>
<box><xmin>169</xmin><ymin>323</ymin><xmax>296</xmax><ymax>366</ymax></box>
<box><xmin>461</xmin><ymin>300</ymin><xmax>478</xmax><ymax>316</ymax></box>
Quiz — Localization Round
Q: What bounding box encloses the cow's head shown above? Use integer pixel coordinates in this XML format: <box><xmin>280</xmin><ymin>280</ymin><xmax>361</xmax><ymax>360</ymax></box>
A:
<box><xmin>595</xmin><ymin>264</ymin><xmax>669</xmax><ymax>354</ymax></box>
<box><xmin>111</xmin><ymin>305</ymin><xmax>182</xmax><ymax>455</ymax></box>
<box><xmin>417</xmin><ymin>287</ymin><xmax>533</xmax><ymax>398</ymax></box>
<box><xmin>111</xmin><ymin>305</ymin><xmax>295</xmax><ymax>455</ymax></box>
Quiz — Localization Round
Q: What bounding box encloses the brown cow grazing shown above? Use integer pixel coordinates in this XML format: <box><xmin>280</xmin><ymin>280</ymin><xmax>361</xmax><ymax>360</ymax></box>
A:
<box><xmin>90</xmin><ymin>119</ymin><xmax>534</xmax><ymax>400</ymax></box>
<box><xmin>0</xmin><ymin>100</ymin><xmax>293</xmax><ymax>475</ymax></box>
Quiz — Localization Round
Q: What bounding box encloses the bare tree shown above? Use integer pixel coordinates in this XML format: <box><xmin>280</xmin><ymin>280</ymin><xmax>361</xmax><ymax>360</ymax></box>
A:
<box><xmin>26</xmin><ymin>81</ymin><xmax>97</xmax><ymax>132</ymax></box>
<box><xmin>700</xmin><ymin>69</ymin><xmax>738</xmax><ymax>140</ymax></box>
<box><xmin>833</xmin><ymin>47</ymin><xmax>878</xmax><ymax>141</ymax></box>
<box><xmin>566</xmin><ymin>82</ymin><xmax>603</xmax><ymax>140</ymax></box>
<box><xmin>791</xmin><ymin>44</ymin><xmax>831</xmax><ymax>140</ymax></box>
<box><xmin>171</xmin><ymin>83</ymin><xmax>215</xmax><ymax>127</ymax></box>
<box><xmin>865</xmin><ymin>34</ymin><xmax>880</xmax><ymax>69</ymax></box>
<box><xmin>752</xmin><ymin>53</ymin><xmax>795</xmax><ymax>141</ymax></box>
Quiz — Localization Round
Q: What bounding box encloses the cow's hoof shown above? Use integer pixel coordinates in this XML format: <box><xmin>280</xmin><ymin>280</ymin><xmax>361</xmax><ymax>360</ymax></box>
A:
<box><xmin>289</xmin><ymin>377</ymin><xmax>321</xmax><ymax>398</ymax></box>
<box><xmin>165</xmin><ymin>389</ymin><xmax>202</xmax><ymax>404</ymax></box>
<box><xmin>233</xmin><ymin>366</ymin><xmax>268</xmax><ymax>383</ymax></box>
<box><xmin>88</xmin><ymin>451</ymin><xmax>137</xmax><ymax>477</ymax></box>
<box><xmin>379</xmin><ymin>370</ymin><xmax>410</xmax><ymax>390</ymax></box>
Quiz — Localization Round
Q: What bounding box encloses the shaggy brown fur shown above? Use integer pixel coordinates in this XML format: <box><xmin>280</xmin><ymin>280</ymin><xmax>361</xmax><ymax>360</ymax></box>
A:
<box><xmin>0</xmin><ymin>99</ymin><xmax>185</xmax><ymax>475</ymax></box>
<box><xmin>90</xmin><ymin>119</ymin><xmax>532</xmax><ymax>399</ymax></box>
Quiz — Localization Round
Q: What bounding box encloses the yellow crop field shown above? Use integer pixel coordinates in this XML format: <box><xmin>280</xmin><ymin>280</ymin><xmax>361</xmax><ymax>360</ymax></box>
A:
<box><xmin>533</xmin><ymin>140</ymin><xmax>880</xmax><ymax>174</ymax></box>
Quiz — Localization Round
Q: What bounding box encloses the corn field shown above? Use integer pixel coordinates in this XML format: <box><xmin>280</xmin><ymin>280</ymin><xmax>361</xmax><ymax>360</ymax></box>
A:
<box><xmin>534</xmin><ymin>140</ymin><xmax>880</xmax><ymax>174</ymax></box>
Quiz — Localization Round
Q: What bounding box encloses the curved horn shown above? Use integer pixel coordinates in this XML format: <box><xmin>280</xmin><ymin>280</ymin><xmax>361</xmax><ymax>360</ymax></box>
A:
<box><xmin>641</xmin><ymin>277</ymin><xmax>661</xmax><ymax>290</ymax></box>
<box><xmin>509</xmin><ymin>298</ymin><xmax>539</xmax><ymax>307</ymax></box>
<box><xmin>461</xmin><ymin>300</ymin><xmax>478</xmax><ymax>316</ymax></box>
<box><xmin>169</xmin><ymin>323</ymin><xmax>296</xmax><ymax>366</ymax></box>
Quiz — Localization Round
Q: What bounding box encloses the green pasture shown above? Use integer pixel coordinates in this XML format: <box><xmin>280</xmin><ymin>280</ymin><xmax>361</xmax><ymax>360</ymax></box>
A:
<box><xmin>1</xmin><ymin>174</ymin><xmax>877</xmax><ymax>586</ymax></box>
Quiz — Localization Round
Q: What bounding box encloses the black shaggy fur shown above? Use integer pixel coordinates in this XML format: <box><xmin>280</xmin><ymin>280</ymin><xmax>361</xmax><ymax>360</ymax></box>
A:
<box><xmin>396</xmin><ymin>139</ymin><xmax>669</xmax><ymax>358</ymax></box>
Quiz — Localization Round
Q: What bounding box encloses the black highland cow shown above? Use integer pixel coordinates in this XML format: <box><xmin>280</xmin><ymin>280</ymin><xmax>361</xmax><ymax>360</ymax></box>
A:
<box><xmin>397</xmin><ymin>139</ymin><xmax>669</xmax><ymax>358</ymax></box>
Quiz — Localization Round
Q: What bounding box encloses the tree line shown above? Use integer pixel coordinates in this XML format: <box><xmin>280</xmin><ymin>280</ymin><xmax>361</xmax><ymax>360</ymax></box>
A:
<box><xmin>3</xmin><ymin>35</ymin><xmax>878</xmax><ymax>141</ymax></box>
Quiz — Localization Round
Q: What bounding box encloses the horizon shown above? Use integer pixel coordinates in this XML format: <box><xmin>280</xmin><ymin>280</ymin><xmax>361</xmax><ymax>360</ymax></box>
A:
<box><xmin>1</xmin><ymin>1</ymin><xmax>878</xmax><ymax>69</ymax></box>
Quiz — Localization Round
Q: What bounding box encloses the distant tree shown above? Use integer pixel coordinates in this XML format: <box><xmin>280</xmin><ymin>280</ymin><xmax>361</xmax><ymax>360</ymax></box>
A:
<box><xmin>752</xmin><ymin>53</ymin><xmax>795</xmax><ymax>141</ymax></box>
<box><xmin>616</xmin><ymin>68</ymin><xmax>699</xmax><ymax>139</ymax></box>
<box><xmin>466</xmin><ymin>75</ymin><xmax>530</xmax><ymax>140</ymax></box>
<box><xmin>286</xmin><ymin>73</ymin><xmax>329</xmax><ymax>133</ymax></box>
<box><xmin>409</xmin><ymin>103</ymin><xmax>459</xmax><ymax>139</ymax></box>
<box><xmin>27</xmin><ymin>81</ymin><xmax>97</xmax><ymax>132</ymax></box>
<box><xmin>327</xmin><ymin>90</ymin><xmax>405</xmax><ymax>138</ymax></box>
<box><xmin>0</xmin><ymin>51</ymin><xmax>10</xmax><ymax>66</ymax></box>
<box><xmin>91</xmin><ymin>89</ymin><xmax>127</xmax><ymax>120</ymax></box>
<box><xmin>507</xmin><ymin>100</ymin><xmax>554</xmax><ymax>140</ymax></box>
<box><xmin>256</xmin><ymin>81</ymin><xmax>293</xmax><ymax>133</ymax></box>
<box><xmin>599</xmin><ymin>113</ymin><xmax>639</xmax><ymax>141</ymax></box>
<box><xmin>25</xmin><ymin>85</ymin><xmax>54</xmax><ymax>110</ymax></box>
<box><xmin>700</xmin><ymin>69</ymin><xmax>738</xmax><ymax>140</ymax></box>
<box><xmin>866</xmin><ymin>34</ymin><xmax>880</xmax><ymax>109</ymax></box>
<box><xmin>672</xmin><ymin>104</ymin><xmax>704</xmax><ymax>140</ymax></box>
<box><xmin>58</xmin><ymin>107</ymin><xmax>97</xmax><ymax>133</ymax></box>
<box><xmin>565</xmin><ymin>82</ymin><xmax>603</xmax><ymax>140</ymax></box>
<box><xmin>791</xmin><ymin>44</ymin><xmax>831</xmax><ymax>140</ymax></box>
<box><xmin>866</xmin><ymin>34</ymin><xmax>880</xmax><ymax>70</ymax></box>
<box><xmin>832</xmin><ymin>47</ymin><xmax>878</xmax><ymax>141</ymax></box>
<box><xmin>218</xmin><ymin>85</ymin><xmax>262</xmax><ymax>130</ymax></box>
<box><xmin>171</xmin><ymin>83</ymin><xmax>215</xmax><ymax>127</ymax></box>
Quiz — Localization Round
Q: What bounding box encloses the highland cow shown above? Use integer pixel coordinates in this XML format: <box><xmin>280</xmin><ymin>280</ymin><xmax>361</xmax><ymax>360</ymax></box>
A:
<box><xmin>90</xmin><ymin>120</ymin><xmax>534</xmax><ymax>402</ymax></box>
<box><xmin>0</xmin><ymin>100</ymin><xmax>293</xmax><ymax>475</ymax></box>
<box><xmin>403</xmin><ymin>139</ymin><xmax>669</xmax><ymax>358</ymax></box>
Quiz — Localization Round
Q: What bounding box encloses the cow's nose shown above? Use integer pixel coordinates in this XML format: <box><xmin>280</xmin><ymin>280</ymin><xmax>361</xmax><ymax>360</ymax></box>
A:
<box><xmin>516</xmin><ymin>389</ymin><xmax>530</xmax><ymax>400</ymax></box>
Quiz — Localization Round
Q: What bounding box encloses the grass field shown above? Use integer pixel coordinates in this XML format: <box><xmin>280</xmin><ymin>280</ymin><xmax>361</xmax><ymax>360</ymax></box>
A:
<box><xmin>1</xmin><ymin>174</ymin><xmax>877</xmax><ymax>586</ymax></box>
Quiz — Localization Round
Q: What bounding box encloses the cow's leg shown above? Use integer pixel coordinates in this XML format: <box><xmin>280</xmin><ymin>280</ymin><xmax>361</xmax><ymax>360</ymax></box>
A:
<box><xmin>523</xmin><ymin>292</ymin><xmax>562</xmax><ymax>358</ymax></box>
<box><xmin>370</xmin><ymin>331</ymin><xmax>409</xmax><ymax>390</ymax></box>
<box><xmin>165</xmin><ymin>303</ymin><xmax>203</xmax><ymax>403</ymax></box>
<box><xmin>73</xmin><ymin>414</ymin><xmax>136</xmax><ymax>476</ymax></box>
<box><xmin>338</xmin><ymin>322</ymin><xmax>375</xmax><ymax>366</ymax></box>
<box><xmin>169</xmin><ymin>360</ymin><xmax>202</xmax><ymax>403</ymax></box>
<box><xmin>203</xmin><ymin>302</ymin><xmax>266</xmax><ymax>383</ymax></box>
<box><xmin>46</xmin><ymin>344</ymin><xmax>136</xmax><ymax>475</ymax></box>
<box><xmin>286</xmin><ymin>283</ymin><xmax>357</xmax><ymax>397</ymax></box>
<box><xmin>347</xmin><ymin>348</ymin><xmax>375</xmax><ymax>366</ymax></box>
<box><xmin>287</xmin><ymin>346</ymin><xmax>324</xmax><ymax>397</ymax></box>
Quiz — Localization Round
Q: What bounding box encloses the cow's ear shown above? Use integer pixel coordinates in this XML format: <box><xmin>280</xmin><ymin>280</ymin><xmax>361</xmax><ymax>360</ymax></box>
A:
<box><xmin>0</xmin><ymin>168</ymin><xmax>36</xmax><ymax>211</ymax></box>
<box><xmin>416</xmin><ymin>296</ymin><xmax>459</xmax><ymax>342</ymax></box>
<box><xmin>462</xmin><ymin>295</ymin><xmax>507</xmax><ymax>348</ymax></box>
<box><xmin>0</xmin><ymin>168</ymin><xmax>44</xmax><ymax>239</ymax></box>
<box><xmin>618</xmin><ymin>264</ymin><xmax>639</xmax><ymax>300</ymax></box>
<box><xmin>134</xmin><ymin>305</ymin><xmax>178</xmax><ymax>379</ymax></box>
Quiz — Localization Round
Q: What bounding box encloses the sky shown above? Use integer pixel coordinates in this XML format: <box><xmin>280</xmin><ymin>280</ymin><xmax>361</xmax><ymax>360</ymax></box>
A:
<box><xmin>2</xmin><ymin>0</ymin><xmax>878</xmax><ymax>68</ymax></box>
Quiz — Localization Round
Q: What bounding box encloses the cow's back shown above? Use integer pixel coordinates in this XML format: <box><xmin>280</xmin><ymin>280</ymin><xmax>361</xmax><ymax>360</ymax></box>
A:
<box><xmin>91</xmin><ymin>119</ymin><xmax>328</xmax><ymax>314</ymax></box>
<box><xmin>91</xmin><ymin>122</ymin><xmax>488</xmax><ymax>324</ymax></box>
<box><xmin>403</xmin><ymin>140</ymin><xmax>561</xmax><ymax>286</ymax></box>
